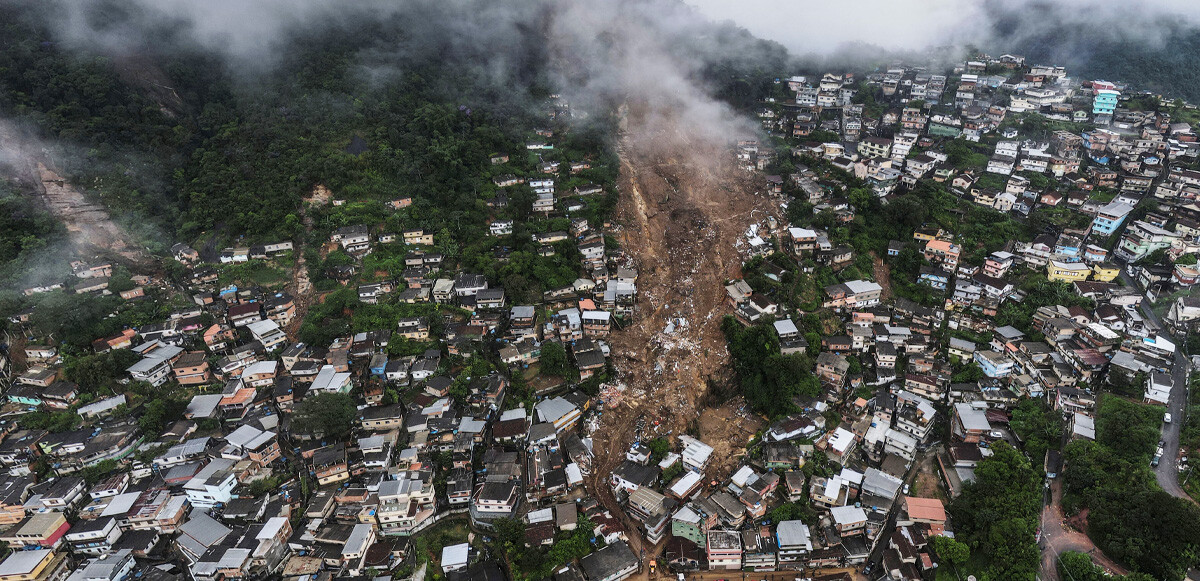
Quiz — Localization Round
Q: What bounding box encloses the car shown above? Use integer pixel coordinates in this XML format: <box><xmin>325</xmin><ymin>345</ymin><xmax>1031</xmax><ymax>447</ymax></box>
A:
<box><xmin>1165</xmin><ymin>413</ymin><xmax>1173</xmax><ymax>424</ymax></box>
<box><xmin>902</xmin><ymin>483</ymin><xmax>910</xmax><ymax>495</ymax></box>
<box><xmin>1152</xmin><ymin>455</ymin><xmax>1161</xmax><ymax>467</ymax></box>
<box><xmin>1160</xmin><ymin>440</ymin><xmax>1166</xmax><ymax>448</ymax></box>
<box><xmin>648</xmin><ymin>561</ymin><xmax>656</xmax><ymax>574</ymax></box>
<box><xmin>1157</xmin><ymin>446</ymin><xmax>1165</xmax><ymax>457</ymax></box>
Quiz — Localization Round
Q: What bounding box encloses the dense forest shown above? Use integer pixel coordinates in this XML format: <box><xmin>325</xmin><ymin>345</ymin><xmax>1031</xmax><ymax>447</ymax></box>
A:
<box><xmin>985</xmin><ymin>4</ymin><xmax>1200</xmax><ymax>102</ymax></box>
<box><xmin>1062</xmin><ymin>396</ymin><xmax>1200</xmax><ymax>581</ymax></box>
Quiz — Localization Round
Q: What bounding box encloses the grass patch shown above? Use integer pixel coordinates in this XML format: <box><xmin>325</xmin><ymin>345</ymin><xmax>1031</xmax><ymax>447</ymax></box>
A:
<box><xmin>410</xmin><ymin>516</ymin><xmax>474</xmax><ymax>574</ymax></box>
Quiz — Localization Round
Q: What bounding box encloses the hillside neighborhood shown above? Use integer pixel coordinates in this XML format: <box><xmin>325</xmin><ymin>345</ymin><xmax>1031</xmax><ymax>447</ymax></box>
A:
<box><xmin>3</xmin><ymin>48</ymin><xmax>1200</xmax><ymax>581</ymax></box>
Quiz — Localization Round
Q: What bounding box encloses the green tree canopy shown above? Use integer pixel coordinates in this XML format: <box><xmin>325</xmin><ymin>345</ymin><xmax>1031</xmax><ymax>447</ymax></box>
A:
<box><xmin>292</xmin><ymin>393</ymin><xmax>357</xmax><ymax>440</ymax></box>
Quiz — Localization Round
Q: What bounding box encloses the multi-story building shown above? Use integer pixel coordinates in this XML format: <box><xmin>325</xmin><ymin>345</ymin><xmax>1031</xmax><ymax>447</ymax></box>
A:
<box><xmin>376</xmin><ymin>470</ymin><xmax>436</xmax><ymax>535</ymax></box>
<box><xmin>183</xmin><ymin>458</ymin><xmax>238</xmax><ymax>509</ymax></box>
<box><xmin>1091</xmin><ymin>201</ymin><xmax>1134</xmax><ymax>236</ymax></box>
<box><xmin>776</xmin><ymin>520</ymin><xmax>812</xmax><ymax>568</ymax></box>
<box><xmin>0</xmin><ymin>548</ymin><xmax>69</xmax><ymax>581</ymax></box>
<box><xmin>822</xmin><ymin>280</ymin><xmax>883</xmax><ymax>310</ymax></box>
<box><xmin>924</xmin><ymin>239</ymin><xmax>961</xmax><ymax>268</ymax></box>
<box><xmin>171</xmin><ymin>352</ymin><xmax>211</xmax><ymax>386</ymax></box>
<box><xmin>1047</xmin><ymin>260</ymin><xmax>1091</xmax><ymax>283</ymax></box>
<box><xmin>1093</xmin><ymin>89</ymin><xmax>1119</xmax><ymax>116</ymax></box>
<box><xmin>627</xmin><ymin>488</ymin><xmax>671</xmax><ymax>544</ymax></box>
<box><xmin>706</xmin><ymin>530</ymin><xmax>743</xmax><ymax>570</ymax></box>
<box><xmin>974</xmin><ymin>350</ymin><xmax>1015</xmax><ymax>378</ymax></box>
<box><xmin>64</xmin><ymin>517</ymin><xmax>122</xmax><ymax>556</ymax></box>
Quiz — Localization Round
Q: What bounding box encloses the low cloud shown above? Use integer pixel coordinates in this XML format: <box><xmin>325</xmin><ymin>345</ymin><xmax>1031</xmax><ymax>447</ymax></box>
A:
<box><xmin>684</xmin><ymin>0</ymin><xmax>1200</xmax><ymax>63</ymax></box>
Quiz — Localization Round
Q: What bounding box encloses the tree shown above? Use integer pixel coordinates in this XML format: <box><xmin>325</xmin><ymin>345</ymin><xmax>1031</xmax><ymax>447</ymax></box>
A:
<box><xmin>1059</xmin><ymin>551</ymin><xmax>1156</xmax><ymax>581</ymax></box>
<box><xmin>539</xmin><ymin>340</ymin><xmax>569</xmax><ymax>376</ymax></box>
<box><xmin>931</xmin><ymin>535</ymin><xmax>970</xmax><ymax>568</ymax></box>
<box><xmin>769</xmin><ymin>501</ymin><xmax>818</xmax><ymax>525</ymax></box>
<box><xmin>65</xmin><ymin>349</ymin><xmax>140</xmax><ymax>392</ymax></box>
<box><xmin>493</xmin><ymin>517</ymin><xmax>527</xmax><ymax>563</ymax></box>
<box><xmin>950</xmin><ymin>442</ymin><xmax>1041</xmax><ymax>580</ymax></box>
<box><xmin>292</xmin><ymin>393</ymin><xmax>357</xmax><ymax>439</ymax></box>
<box><xmin>648</xmin><ymin>437</ymin><xmax>670</xmax><ymax>464</ymax></box>
<box><xmin>1009</xmin><ymin>398</ymin><xmax>1064</xmax><ymax>463</ymax></box>
<box><xmin>139</xmin><ymin>397</ymin><xmax>188</xmax><ymax>436</ymax></box>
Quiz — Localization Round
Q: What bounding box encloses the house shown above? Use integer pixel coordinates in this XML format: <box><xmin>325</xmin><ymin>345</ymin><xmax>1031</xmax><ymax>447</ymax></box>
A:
<box><xmin>823</xmin><ymin>280</ymin><xmax>883</xmax><ymax>309</ymax></box>
<box><xmin>0</xmin><ymin>512</ymin><xmax>70</xmax><ymax>549</ymax></box>
<box><xmin>453</xmin><ymin>273</ymin><xmax>488</xmax><ymax>297</ymax></box>
<box><xmin>580</xmin><ymin>541</ymin><xmax>639</xmax><ymax>581</ymax></box>
<box><xmin>1092</xmin><ymin>262</ymin><xmax>1120</xmax><ymax>282</ymax></box>
<box><xmin>376</xmin><ymin>471</ymin><xmax>436</xmax><ymax>535</ymax></box>
<box><xmin>952</xmin><ymin>403</ymin><xmax>992</xmax><ymax>443</ymax></box>
<box><xmin>1144</xmin><ymin>371</ymin><xmax>1174</xmax><ymax>405</ymax></box>
<box><xmin>706</xmin><ymin>530</ymin><xmax>743</xmax><ymax>570</ymax></box>
<box><xmin>917</xmin><ymin>265</ymin><xmax>951</xmax><ymax>290</ymax></box>
<box><xmin>1092</xmin><ymin>201</ymin><xmax>1134</xmax><ymax>236</ymax></box>
<box><xmin>776</xmin><ymin>520</ymin><xmax>812</xmax><ymax>568</ymax></box>
<box><xmin>0</xmin><ymin>550</ymin><xmax>69</xmax><ymax>581</ymax></box>
<box><xmin>1048</xmin><ymin>260</ymin><xmax>1091</xmax><ymax>283</ymax></box>
<box><xmin>535</xmin><ymin>397</ymin><xmax>581</xmax><ymax>432</ymax></box>
<box><xmin>226</xmin><ymin>302</ymin><xmax>264</xmax><ymax>327</ymax></box>
<box><xmin>126</xmin><ymin>347</ymin><xmax>184</xmax><ymax>387</ymax></box>
<box><xmin>830</xmin><ymin>505</ymin><xmax>868</xmax><ymax>536</ymax></box>
<box><xmin>983</xmin><ymin>251</ymin><xmax>1015</xmax><ymax>278</ymax></box>
<box><xmin>64</xmin><ymin>517</ymin><xmax>122</xmax><ymax>556</ymax></box>
<box><xmin>184</xmin><ymin>458</ymin><xmax>238</xmax><ymax>509</ymax></box>
<box><xmin>76</xmin><ymin>393</ymin><xmax>127</xmax><ymax>420</ymax></box>
<box><xmin>309</xmin><ymin>366</ymin><xmax>353</xmax><ymax>395</ymax></box>
<box><xmin>974</xmin><ymin>350</ymin><xmax>1014</xmax><ymax>378</ymax></box>
<box><xmin>172</xmin><ymin>352</ymin><xmax>212</xmax><ymax>386</ymax></box>
<box><xmin>403</xmin><ymin>229</ymin><xmax>434</xmax><ymax>246</ymax></box>
<box><xmin>858</xmin><ymin>137</ymin><xmax>892</xmax><ymax>159</ymax></box>
<box><xmin>924</xmin><ymin>239</ymin><xmax>961</xmax><ymax>268</ymax></box>
<box><xmin>41</xmin><ymin>382</ymin><xmax>79</xmax><ymax>410</ymax></box>
<box><xmin>679</xmin><ymin>436</ymin><xmax>714</xmax><ymax>473</ymax></box>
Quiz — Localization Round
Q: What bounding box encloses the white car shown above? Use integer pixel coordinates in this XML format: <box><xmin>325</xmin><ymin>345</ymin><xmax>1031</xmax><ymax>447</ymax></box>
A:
<box><xmin>1165</xmin><ymin>413</ymin><xmax>1173</xmax><ymax>424</ymax></box>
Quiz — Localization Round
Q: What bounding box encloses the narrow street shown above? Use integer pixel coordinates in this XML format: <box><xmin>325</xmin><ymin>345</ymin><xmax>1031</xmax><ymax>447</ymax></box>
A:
<box><xmin>675</xmin><ymin>567</ymin><xmax>866</xmax><ymax>581</ymax></box>
<box><xmin>1154</xmin><ymin>347</ymin><xmax>1191</xmax><ymax>499</ymax></box>
<box><xmin>1038</xmin><ymin>479</ymin><xmax>1127</xmax><ymax>580</ymax></box>
<box><xmin>1117</xmin><ymin>267</ymin><xmax>1193</xmax><ymax>501</ymax></box>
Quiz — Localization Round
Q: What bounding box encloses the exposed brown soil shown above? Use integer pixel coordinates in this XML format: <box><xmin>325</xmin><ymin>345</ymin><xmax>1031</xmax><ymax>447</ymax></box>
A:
<box><xmin>36</xmin><ymin>164</ymin><xmax>151</xmax><ymax>265</ymax></box>
<box><xmin>872</xmin><ymin>251</ymin><xmax>893</xmax><ymax>301</ymax></box>
<box><xmin>583</xmin><ymin>102</ymin><xmax>777</xmax><ymax>564</ymax></box>
<box><xmin>1040</xmin><ymin>478</ymin><xmax>1128</xmax><ymax>580</ymax></box>
<box><xmin>284</xmin><ymin>185</ymin><xmax>332</xmax><ymax>340</ymax></box>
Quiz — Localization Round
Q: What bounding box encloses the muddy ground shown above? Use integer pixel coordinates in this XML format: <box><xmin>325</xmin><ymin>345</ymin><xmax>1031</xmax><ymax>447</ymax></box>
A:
<box><xmin>583</xmin><ymin>103</ymin><xmax>779</xmax><ymax>562</ymax></box>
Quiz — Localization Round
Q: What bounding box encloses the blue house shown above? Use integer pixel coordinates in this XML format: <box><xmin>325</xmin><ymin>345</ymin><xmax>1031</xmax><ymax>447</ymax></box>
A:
<box><xmin>918</xmin><ymin>265</ymin><xmax>951</xmax><ymax>290</ymax></box>
<box><xmin>974</xmin><ymin>350</ymin><xmax>1014</xmax><ymax>378</ymax></box>
<box><xmin>369</xmin><ymin>353</ymin><xmax>389</xmax><ymax>378</ymax></box>
<box><xmin>1093</xmin><ymin>89</ymin><xmax>1119</xmax><ymax>116</ymax></box>
<box><xmin>1091</xmin><ymin>201</ymin><xmax>1133</xmax><ymax>237</ymax></box>
<box><xmin>1054</xmin><ymin>234</ymin><xmax>1083</xmax><ymax>261</ymax></box>
<box><xmin>7</xmin><ymin>385</ymin><xmax>42</xmax><ymax>407</ymax></box>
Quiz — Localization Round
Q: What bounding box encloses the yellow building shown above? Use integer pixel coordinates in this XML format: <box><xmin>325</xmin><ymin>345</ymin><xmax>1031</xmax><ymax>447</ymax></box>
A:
<box><xmin>1048</xmin><ymin>260</ymin><xmax>1091</xmax><ymax>283</ymax></box>
<box><xmin>1092</xmin><ymin>262</ymin><xmax>1120</xmax><ymax>282</ymax></box>
<box><xmin>0</xmin><ymin>549</ymin><xmax>68</xmax><ymax>581</ymax></box>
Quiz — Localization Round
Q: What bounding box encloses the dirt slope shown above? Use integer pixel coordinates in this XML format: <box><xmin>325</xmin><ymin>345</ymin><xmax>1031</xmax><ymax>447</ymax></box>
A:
<box><xmin>584</xmin><ymin>103</ymin><xmax>775</xmax><ymax>559</ymax></box>
<box><xmin>35</xmin><ymin>164</ymin><xmax>149</xmax><ymax>264</ymax></box>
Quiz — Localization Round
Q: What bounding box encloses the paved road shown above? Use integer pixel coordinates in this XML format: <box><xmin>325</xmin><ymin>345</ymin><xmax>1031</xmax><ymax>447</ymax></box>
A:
<box><xmin>1117</xmin><ymin>267</ymin><xmax>1163</xmax><ymax>328</ymax></box>
<box><xmin>1155</xmin><ymin>347</ymin><xmax>1191</xmax><ymax>499</ymax></box>
<box><xmin>677</xmin><ymin>567</ymin><xmax>866</xmax><ymax>581</ymax></box>
<box><xmin>1117</xmin><ymin>267</ymin><xmax>1192</xmax><ymax>500</ymax></box>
